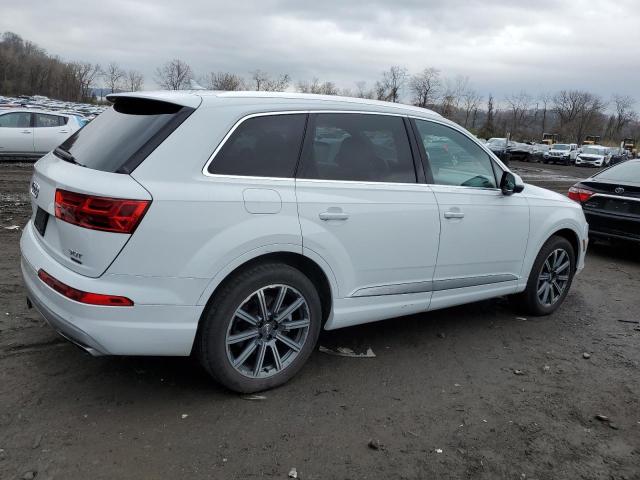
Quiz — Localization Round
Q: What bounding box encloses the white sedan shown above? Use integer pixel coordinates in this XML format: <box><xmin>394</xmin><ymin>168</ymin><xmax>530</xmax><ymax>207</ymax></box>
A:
<box><xmin>0</xmin><ymin>109</ymin><xmax>85</xmax><ymax>158</ymax></box>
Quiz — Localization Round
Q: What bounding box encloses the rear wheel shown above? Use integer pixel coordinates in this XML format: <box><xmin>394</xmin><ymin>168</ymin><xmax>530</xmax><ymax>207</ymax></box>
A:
<box><xmin>512</xmin><ymin>236</ymin><xmax>575</xmax><ymax>316</ymax></box>
<box><xmin>197</xmin><ymin>263</ymin><xmax>322</xmax><ymax>393</ymax></box>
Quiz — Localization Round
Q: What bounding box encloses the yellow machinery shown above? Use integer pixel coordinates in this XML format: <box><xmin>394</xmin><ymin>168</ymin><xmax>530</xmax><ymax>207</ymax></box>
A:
<box><xmin>583</xmin><ymin>135</ymin><xmax>601</xmax><ymax>145</ymax></box>
<box><xmin>541</xmin><ymin>133</ymin><xmax>558</xmax><ymax>145</ymax></box>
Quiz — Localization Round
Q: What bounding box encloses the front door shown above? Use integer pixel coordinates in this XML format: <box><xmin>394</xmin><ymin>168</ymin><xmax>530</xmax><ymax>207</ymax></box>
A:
<box><xmin>412</xmin><ymin>118</ymin><xmax>530</xmax><ymax>308</ymax></box>
<box><xmin>0</xmin><ymin>112</ymin><xmax>34</xmax><ymax>154</ymax></box>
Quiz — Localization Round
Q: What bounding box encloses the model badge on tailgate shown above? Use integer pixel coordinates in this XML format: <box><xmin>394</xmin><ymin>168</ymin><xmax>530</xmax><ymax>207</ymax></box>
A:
<box><xmin>30</xmin><ymin>180</ymin><xmax>40</xmax><ymax>199</ymax></box>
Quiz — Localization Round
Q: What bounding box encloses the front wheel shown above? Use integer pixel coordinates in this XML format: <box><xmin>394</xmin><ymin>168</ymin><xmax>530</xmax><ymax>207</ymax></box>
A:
<box><xmin>511</xmin><ymin>236</ymin><xmax>576</xmax><ymax>316</ymax></box>
<box><xmin>197</xmin><ymin>263</ymin><xmax>322</xmax><ymax>393</ymax></box>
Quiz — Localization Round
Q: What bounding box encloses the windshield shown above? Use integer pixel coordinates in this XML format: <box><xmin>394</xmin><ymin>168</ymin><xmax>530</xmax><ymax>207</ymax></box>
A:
<box><xmin>581</xmin><ymin>147</ymin><xmax>604</xmax><ymax>155</ymax></box>
<box><xmin>595</xmin><ymin>160</ymin><xmax>640</xmax><ymax>183</ymax></box>
<box><xmin>553</xmin><ymin>144</ymin><xmax>570</xmax><ymax>151</ymax></box>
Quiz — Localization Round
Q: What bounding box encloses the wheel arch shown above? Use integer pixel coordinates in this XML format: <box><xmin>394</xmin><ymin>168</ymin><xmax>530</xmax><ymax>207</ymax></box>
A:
<box><xmin>196</xmin><ymin>251</ymin><xmax>335</xmax><ymax>336</ymax></box>
<box><xmin>551</xmin><ymin>228</ymin><xmax>581</xmax><ymax>267</ymax></box>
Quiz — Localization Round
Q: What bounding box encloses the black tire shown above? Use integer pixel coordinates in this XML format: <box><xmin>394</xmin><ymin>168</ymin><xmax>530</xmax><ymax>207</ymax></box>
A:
<box><xmin>197</xmin><ymin>263</ymin><xmax>322</xmax><ymax>393</ymax></box>
<box><xmin>511</xmin><ymin>235</ymin><xmax>576</xmax><ymax>316</ymax></box>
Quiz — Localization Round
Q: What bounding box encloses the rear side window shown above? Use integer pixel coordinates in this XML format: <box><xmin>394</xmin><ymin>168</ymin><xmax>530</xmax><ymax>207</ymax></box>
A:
<box><xmin>208</xmin><ymin>114</ymin><xmax>307</xmax><ymax>177</ymax></box>
<box><xmin>298</xmin><ymin>113</ymin><xmax>416</xmax><ymax>183</ymax></box>
<box><xmin>35</xmin><ymin>113</ymin><xmax>66</xmax><ymax>128</ymax></box>
<box><xmin>0</xmin><ymin>112</ymin><xmax>31</xmax><ymax>128</ymax></box>
<box><xmin>56</xmin><ymin>98</ymin><xmax>194</xmax><ymax>173</ymax></box>
<box><xmin>414</xmin><ymin>119</ymin><xmax>497</xmax><ymax>189</ymax></box>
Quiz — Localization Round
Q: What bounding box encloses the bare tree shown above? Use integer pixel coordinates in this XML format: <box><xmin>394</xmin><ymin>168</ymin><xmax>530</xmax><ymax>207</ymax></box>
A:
<box><xmin>353</xmin><ymin>81</ymin><xmax>374</xmax><ymax>99</ymax></box>
<box><xmin>439</xmin><ymin>75</ymin><xmax>469</xmax><ymax>119</ymax></box>
<box><xmin>538</xmin><ymin>92</ymin><xmax>552</xmax><ymax>138</ymax></box>
<box><xmin>73</xmin><ymin>62</ymin><xmax>101</xmax><ymax>101</ymax></box>
<box><xmin>479</xmin><ymin>95</ymin><xmax>496</xmax><ymax>139</ymax></box>
<box><xmin>553</xmin><ymin>90</ymin><xmax>607</xmax><ymax>143</ymax></box>
<box><xmin>505</xmin><ymin>91</ymin><xmax>532</xmax><ymax>137</ymax></box>
<box><xmin>155</xmin><ymin>59</ymin><xmax>193</xmax><ymax>90</ymax></box>
<box><xmin>203</xmin><ymin>71</ymin><xmax>245</xmax><ymax>91</ymax></box>
<box><xmin>612</xmin><ymin>94</ymin><xmax>636</xmax><ymax>138</ymax></box>
<box><xmin>126</xmin><ymin>70</ymin><xmax>144</xmax><ymax>92</ymax></box>
<box><xmin>296</xmin><ymin>78</ymin><xmax>338</xmax><ymax>95</ymax></box>
<box><xmin>250</xmin><ymin>70</ymin><xmax>290</xmax><ymax>91</ymax></box>
<box><xmin>375</xmin><ymin>66</ymin><xmax>408</xmax><ymax>103</ymax></box>
<box><xmin>410</xmin><ymin>67</ymin><xmax>441</xmax><ymax>108</ymax></box>
<box><xmin>462</xmin><ymin>89</ymin><xmax>483</xmax><ymax>128</ymax></box>
<box><xmin>103</xmin><ymin>62</ymin><xmax>125</xmax><ymax>94</ymax></box>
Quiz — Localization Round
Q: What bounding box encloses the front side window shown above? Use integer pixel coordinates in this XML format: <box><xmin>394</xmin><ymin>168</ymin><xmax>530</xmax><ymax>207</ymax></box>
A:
<box><xmin>35</xmin><ymin>113</ymin><xmax>65</xmax><ymax>128</ymax></box>
<box><xmin>414</xmin><ymin>119</ymin><xmax>497</xmax><ymax>189</ymax></box>
<box><xmin>0</xmin><ymin>112</ymin><xmax>31</xmax><ymax>128</ymax></box>
<box><xmin>208</xmin><ymin>114</ymin><xmax>307</xmax><ymax>177</ymax></box>
<box><xmin>298</xmin><ymin>113</ymin><xmax>416</xmax><ymax>183</ymax></box>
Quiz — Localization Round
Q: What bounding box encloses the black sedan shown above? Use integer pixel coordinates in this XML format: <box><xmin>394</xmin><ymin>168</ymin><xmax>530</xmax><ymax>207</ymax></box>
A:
<box><xmin>568</xmin><ymin>160</ymin><xmax>640</xmax><ymax>243</ymax></box>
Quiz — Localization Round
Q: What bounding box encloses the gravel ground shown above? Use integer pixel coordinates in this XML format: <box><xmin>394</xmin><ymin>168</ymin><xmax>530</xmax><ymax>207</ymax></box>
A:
<box><xmin>0</xmin><ymin>160</ymin><xmax>638</xmax><ymax>480</ymax></box>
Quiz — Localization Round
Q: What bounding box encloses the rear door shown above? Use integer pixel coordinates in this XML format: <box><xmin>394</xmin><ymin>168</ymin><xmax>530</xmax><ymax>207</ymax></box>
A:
<box><xmin>412</xmin><ymin>118</ymin><xmax>529</xmax><ymax>305</ymax></box>
<box><xmin>0</xmin><ymin>111</ymin><xmax>34</xmax><ymax>154</ymax></box>
<box><xmin>33</xmin><ymin>113</ymin><xmax>71</xmax><ymax>153</ymax></box>
<box><xmin>29</xmin><ymin>97</ymin><xmax>195</xmax><ymax>277</ymax></box>
<box><xmin>296</xmin><ymin>112</ymin><xmax>440</xmax><ymax>300</ymax></box>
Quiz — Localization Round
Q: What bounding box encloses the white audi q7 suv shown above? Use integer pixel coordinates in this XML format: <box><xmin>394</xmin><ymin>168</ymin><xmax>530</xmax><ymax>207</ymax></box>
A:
<box><xmin>21</xmin><ymin>91</ymin><xmax>588</xmax><ymax>392</ymax></box>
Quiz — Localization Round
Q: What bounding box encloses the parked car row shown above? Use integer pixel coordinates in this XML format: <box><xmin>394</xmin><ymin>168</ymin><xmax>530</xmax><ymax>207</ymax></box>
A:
<box><xmin>481</xmin><ymin>136</ymin><xmax>634</xmax><ymax>168</ymax></box>
<box><xmin>0</xmin><ymin>109</ymin><xmax>86</xmax><ymax>158</ymax></box>
<box><xmin>0</xmin><ymin>95</ymin><xmax>107</xmax><ymax>159</ymax></box>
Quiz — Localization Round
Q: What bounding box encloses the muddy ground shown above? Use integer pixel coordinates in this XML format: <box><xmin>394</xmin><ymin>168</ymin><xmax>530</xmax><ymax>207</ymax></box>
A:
<box><xmin>0</xmin><ymin>160</ymin><xmax>638</xmax><ymax>480</ymax></box>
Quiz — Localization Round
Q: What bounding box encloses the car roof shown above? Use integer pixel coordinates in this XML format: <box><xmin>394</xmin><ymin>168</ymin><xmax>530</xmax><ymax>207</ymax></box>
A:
<box><xmin>107</xmin><ymin>90</ymin><xmax>442</xmax><ymax>119</ymax></box>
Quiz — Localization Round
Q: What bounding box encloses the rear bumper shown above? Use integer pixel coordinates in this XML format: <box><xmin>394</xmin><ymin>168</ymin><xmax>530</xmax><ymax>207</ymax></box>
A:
<box><xmin>585</xmin><ymin>210</ymin><xmax>640</xmax><ymax>243</ymax></box>
<box><xmin>20</xmin><ymin>221</ymin><xmax>205</xmax><ymax>356</ymax></box>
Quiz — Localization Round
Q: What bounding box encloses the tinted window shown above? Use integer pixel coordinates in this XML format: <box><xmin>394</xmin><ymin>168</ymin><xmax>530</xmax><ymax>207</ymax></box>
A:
<box><xmin>35</xmin><ymin>113</ymin><xmax>64</xmax><ymax>128</ymax></box>
<box><xmin>209</xmin><ymin>114</ymin><xmax>306</xmax><ymax>177</ymax></box>
<box><xmin>595</xmin><ymin>160</ymin><xmax>640</xmax><ymax>183</ymax></box>
<box><xmin>0</xmin><ymin>112</ymin><xmax>31</xmax><ymax>128</ymax></box>
<box><xmin>299</xmin><ymin>113</ymin><xmax>416</xmax><ymax>183</ymax></box>
<box><xmin>415</xmin><ymin>119</ymin><xmax>497</xmax><ymax>189</ymax></box>
<box><xmin>58</xmin><ymin>98</ymin><xmax>194</xmax><ymax>173</ymax></box>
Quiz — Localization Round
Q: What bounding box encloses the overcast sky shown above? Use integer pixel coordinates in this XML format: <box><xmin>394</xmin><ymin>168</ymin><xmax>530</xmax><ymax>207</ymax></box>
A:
<box><xmin>2</xmin><ymin>0</ymin><xmax>639</xmax><ymax>103</ymax></box>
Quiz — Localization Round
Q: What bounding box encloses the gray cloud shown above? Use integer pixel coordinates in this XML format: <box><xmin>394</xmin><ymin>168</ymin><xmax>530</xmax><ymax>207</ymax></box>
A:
<box><xmin>1</xmin><ymin>0</ymin><xmax>638</xmax><ymax>102</ymax></box>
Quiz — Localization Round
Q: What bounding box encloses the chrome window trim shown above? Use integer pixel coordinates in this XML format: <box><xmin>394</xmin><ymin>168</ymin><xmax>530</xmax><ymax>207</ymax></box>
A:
<box><xmin>203</xmin><ymin>110</ymin><xmax>408</xmax><ymax>178</ymax></box>
<box><xmin>201</xmin><ymin>108</ymin><xmax>508</xmax><ymax>190</ymax></box>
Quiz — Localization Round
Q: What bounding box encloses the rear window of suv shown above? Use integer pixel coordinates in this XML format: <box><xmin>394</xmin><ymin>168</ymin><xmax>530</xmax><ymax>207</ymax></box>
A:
<box><xmin>56</xmin><ymin>97</ymin><xmax>194</xmax><ymax>173</ymax></box>
<box><xmin>208</xmin><ymin>114</ymin><xmax>307</xmax><ymax>177</ymax></box>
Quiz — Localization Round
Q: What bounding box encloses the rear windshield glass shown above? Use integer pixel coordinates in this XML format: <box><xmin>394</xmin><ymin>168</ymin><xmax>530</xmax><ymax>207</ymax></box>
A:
<box><xmin>595</xmin><ymin>160</ymin><xmax>640</xmax><ymax>183</ymax></box>
<box><xmin>56</xmin><ymin>98</ymin><xmax>194</xmax><ymax>173</ymax></box>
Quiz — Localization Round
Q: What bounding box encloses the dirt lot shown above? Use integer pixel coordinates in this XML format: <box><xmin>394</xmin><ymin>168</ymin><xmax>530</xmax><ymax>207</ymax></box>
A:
<box><xmin>1</xmin><ymin>160</ymin><xmax>639</xmax><ymax>480</ymax></box>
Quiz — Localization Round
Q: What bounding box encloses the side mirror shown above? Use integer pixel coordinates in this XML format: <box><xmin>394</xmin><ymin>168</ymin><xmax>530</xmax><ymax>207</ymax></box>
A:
<box><xmin>500</xmin><ymin>171</ymin><xmax>524</xmax><ymax>195</ymax></box>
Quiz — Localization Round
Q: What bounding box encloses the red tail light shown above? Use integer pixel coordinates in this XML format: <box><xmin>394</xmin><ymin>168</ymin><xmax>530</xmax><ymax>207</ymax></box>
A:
<box><xmin>38</xmin><ymin>269</ymin><xmax>133</xmax><ymax>306</ymax></box>
<box><xmin>55</xmin><ymin>189</ymin><xmax>150</xmax><ymax>234</ymax></box>
<box><xmin>568</xmin><ymin>186</ymin><xmax>594</xmax><ymax>203</ymax></box>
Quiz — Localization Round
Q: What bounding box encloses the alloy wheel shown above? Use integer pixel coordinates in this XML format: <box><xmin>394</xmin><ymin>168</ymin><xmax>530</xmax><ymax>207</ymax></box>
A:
<box><xmin>225</xmin><ymin>284</ymin><xmax>310</xmax><ymax>379</ymax></box>
<box><xmin>536</xmin><ymin>248</ymin><xmax>571</xmax><ymax>307</ymax></box>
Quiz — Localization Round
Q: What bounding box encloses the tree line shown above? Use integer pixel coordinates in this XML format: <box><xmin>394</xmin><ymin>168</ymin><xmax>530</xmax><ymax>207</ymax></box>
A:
<box><xmin>2</xmin><ymin>31</ymin><xmax>638</xmax><ymax>145</ymax></box>
<box><xmin>0</xmin><ymin>32</ymin><xmax>144</xmax><ymax>102</ymax></box>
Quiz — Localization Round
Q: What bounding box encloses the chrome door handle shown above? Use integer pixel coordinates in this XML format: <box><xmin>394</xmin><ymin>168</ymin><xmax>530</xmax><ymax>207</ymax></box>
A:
<box><xmin>319</xmin><ymin>211</ymin><xmax>349</xmax><ymax>221</ymax></box>
<box><xmin>444</xmin><ymin>211</ymin><xmax>465</xmax><ymax>219</ymax></box>
<box><xmin>59</xmin><ymin>130</ymin><xmax>69</xmax><ymax>133</ymax></box>
<box><xmin>21</xmin><ymin>130</ymin><xmax>32</xmax><ymax>134</ymax></box>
